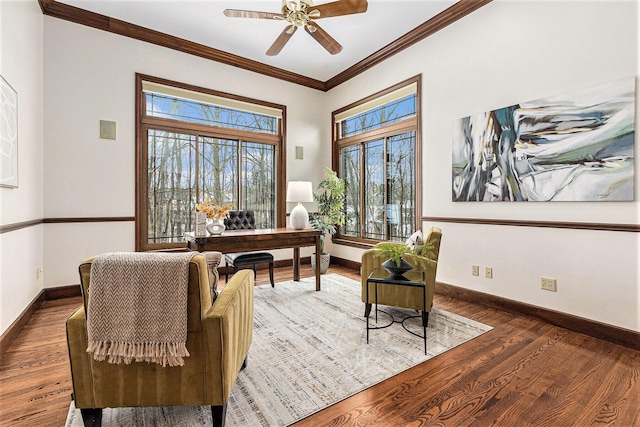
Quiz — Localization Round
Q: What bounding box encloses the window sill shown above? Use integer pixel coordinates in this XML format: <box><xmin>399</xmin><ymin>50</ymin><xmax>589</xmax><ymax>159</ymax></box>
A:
<box><xmin>331</xmin><ymin>236</ymin><xmax>377</xmax><ymax>250</ymax></box>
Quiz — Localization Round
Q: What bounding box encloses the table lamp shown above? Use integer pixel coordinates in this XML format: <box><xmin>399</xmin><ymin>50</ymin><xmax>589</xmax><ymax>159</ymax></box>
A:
<box><xmin>286</xmin><ymin>181</ymin><xmax>314</xmax><ymax>229</ymax></box>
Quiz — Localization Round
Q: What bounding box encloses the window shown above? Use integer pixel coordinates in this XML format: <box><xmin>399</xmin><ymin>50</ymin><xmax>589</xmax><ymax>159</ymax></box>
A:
<box><xmin>136</xmin><ymin>75</ymin><xmax>286</xmax><ymax>251</ymax></box>
<box><xmin>333</xmin><ymin>76</ymin><xmax>421</xmax><ymax>244</ymax></box>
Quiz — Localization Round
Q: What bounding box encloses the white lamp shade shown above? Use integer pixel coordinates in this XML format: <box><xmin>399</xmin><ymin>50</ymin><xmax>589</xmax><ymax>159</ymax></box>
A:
<box><xmin>286</xmin><ymin>181</ymin><xmax>314</xmax><ymax>203</ymax></box>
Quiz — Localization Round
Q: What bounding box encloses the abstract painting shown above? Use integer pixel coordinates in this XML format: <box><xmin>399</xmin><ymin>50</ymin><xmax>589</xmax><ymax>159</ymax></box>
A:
<box><xmin>1</xmin><ymin>75</ymin><xmax>18</xmax><ymax>188</ymax></box>
<box><xmin>452</xmin><ymin>78</ymin><xmax>635</xmax><ymax>201</ymax></box>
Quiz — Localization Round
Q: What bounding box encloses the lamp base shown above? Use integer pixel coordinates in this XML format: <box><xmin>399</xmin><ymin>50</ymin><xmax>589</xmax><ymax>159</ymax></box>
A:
<box><xmin>290</xmin><ymin>203</ymin><xmax>309</xmax><ymax>230</ymax></box>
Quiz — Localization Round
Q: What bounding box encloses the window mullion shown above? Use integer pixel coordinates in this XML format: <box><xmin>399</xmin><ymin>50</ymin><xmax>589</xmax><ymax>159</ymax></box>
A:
<box><xmin>238</xmin><ymin>140</ymin><xmax>243</xmax><ymax>210</ymax></box>
<box><xmin>142</xmin><ymin>115</ymin><xmax>280</xmax><ymax>145</ymax></box>
<box><xmin>383</xmin><ymin>136</ymin><xmax>389</xmax><ymax>240</ymax></box>
<box><xmin>195</xmin><ymin>134</ymin><xmax>200</xmax><ymax>203</ymax></box>
<box><xmin>359</xmin><ymin>142</ymin><xmax>365</xmax><ymax>238</ymax></box>
<box><xmin>336</xmin><ymin>118</ymin><xmax>416</xmax><ymax>149</ymax></box>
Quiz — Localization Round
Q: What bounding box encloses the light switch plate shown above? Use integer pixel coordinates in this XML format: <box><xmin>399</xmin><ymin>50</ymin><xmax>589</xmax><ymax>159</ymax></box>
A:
<box><xmin>100</xmin><ymin>120</ymin><xmax>117</xmax><ymax>140</ymax></box>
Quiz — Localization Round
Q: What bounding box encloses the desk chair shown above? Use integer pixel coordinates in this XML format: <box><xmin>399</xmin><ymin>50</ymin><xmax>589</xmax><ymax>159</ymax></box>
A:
<box><xmin>224</xmin><ymin>210</ymin><xmax>275</xmax><ymax>287</ymax></box>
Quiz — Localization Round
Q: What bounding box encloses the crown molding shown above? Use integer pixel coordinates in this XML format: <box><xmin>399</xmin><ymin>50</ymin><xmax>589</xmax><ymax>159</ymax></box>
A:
<box><xmin>38</xmin><ymin>0</ymin><xmax>492</xmax><ymax>91</ymax></box>
<box><xmin>325</xmin><ymin>0</ymin><xmax>492</xmax><ymax>90</ymax></box>
<box><xmin>38</xmin><ymin>0</ymin><xmax>326</xmax><ymax>90</ymax></box>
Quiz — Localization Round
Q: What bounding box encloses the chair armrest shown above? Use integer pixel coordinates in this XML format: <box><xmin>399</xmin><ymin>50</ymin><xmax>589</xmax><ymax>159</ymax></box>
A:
<box><xmin>361</xmin><ymin>248</ymin><xmax>382</xmax><ymax>290</ymax></box>
<box><xmin>203</xmin><ymin>251</ymin><xmax>222</xmax><ymax>296</ymax></box>
<box><xmin>202</xmin><ymin>269</ymin><xmax>254</xmax><ymax>404</ymax></box>
<box><xmin>66</xmin><ymin>306</ymin><xmax>95</xmax><ymax>408</ymax></box>
<box><xmin>405</xmin><ymin>254</ymin><xmax>438</xmax><ymax>305</ymax></box>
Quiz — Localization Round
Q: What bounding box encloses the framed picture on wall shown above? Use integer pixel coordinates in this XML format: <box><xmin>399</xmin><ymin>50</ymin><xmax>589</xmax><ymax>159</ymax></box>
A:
<box><xmin>1</xmin><ymin>75</ymin><xmax>18</xmax><ymax>188</ymax></box>
<box><xmin>452</xmin><ymin>78</ymin><xmax>635</xmax><ymax>202</ymax></box>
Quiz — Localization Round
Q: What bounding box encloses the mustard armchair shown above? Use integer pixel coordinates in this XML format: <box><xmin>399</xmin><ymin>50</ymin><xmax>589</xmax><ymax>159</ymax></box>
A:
<box><xmin>66</xmin><ymin>253</ymin><xmax>254</xmax><ymax>427</ymax></box>
<box><xmin>361</xmin><ymin>227</ymin><xmax>442</xmax><ymax>326</ymax></box>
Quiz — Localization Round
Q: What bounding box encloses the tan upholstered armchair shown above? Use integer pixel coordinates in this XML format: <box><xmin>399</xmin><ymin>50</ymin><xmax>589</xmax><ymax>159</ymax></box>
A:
<box><xmin>361</xmin><ymin>227</ymin><xmax>442</xmax><ymax>326</ymax></box>
<box><xmin>66</xmin><ymin>253</ymin><xmax>254</xmax><ymax>427</ymax></box>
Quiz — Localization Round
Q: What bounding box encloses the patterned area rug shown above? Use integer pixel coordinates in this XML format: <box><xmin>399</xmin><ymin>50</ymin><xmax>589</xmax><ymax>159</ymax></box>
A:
<box><xmin>66</xmin><ymin>273</ymin><xmax>492</xmax><ymax>426</ymax></box>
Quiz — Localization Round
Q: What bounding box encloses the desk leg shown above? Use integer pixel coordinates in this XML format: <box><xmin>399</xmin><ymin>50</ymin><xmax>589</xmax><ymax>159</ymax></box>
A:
<box><xmin>293</xmin><ymin>248</ymin><xmax>300</xmax><ymax>281</ymax></box>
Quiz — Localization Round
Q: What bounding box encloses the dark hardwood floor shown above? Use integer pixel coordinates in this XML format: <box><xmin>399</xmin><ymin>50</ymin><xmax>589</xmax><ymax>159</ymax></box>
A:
<box><xmin>1</xmin><ymin>264</ymin><xmax>639</xmax><ymax>426</ymax></box>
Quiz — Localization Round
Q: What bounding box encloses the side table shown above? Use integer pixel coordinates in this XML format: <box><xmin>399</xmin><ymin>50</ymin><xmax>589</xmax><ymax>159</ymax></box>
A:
<box><xmin>366</xmin><ymin>267</ymin><xmax>427</xmax><ymax>354</ymax></box>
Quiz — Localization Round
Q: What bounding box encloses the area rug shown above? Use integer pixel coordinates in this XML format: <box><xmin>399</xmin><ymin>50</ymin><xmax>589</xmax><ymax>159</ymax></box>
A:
<box><xmin>66</xmin><ymin>273</ymin><xmax>492</xmax><ymax>426</ymax></box>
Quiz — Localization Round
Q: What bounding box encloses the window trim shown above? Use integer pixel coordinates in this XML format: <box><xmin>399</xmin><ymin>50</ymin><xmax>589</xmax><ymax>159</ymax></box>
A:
<box><xmin>135</xmin><ymin>74</ymin><xmax>287</xmax><ymax>251</ymax></box>
<box><xmin>332</xmin><ymin>75</ymin><xmax>422</xmax><ymax>246</ymax></box>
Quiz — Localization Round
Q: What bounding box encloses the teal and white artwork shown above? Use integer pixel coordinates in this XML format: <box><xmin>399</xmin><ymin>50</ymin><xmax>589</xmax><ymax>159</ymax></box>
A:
<box><xmin>452</xmin><ymin>78</ymin><xmax>635</xmax><ymax>201</ymax></box>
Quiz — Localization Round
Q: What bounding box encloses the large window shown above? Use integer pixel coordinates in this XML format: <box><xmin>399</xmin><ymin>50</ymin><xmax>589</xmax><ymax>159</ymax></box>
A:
<box><xmin>136</xmin><ymin>75</ymin><xmax>286</xmax><ymax>251</ymax></box>
<box><xmin>333</xmin><ymin>76</ymin><xmax>421</xmax><ymax>244</ymax></box>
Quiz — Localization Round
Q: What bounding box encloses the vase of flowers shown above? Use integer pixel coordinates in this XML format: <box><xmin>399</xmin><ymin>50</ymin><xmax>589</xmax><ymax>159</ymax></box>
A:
<box><xmin>195</xmin><ymin>199</ymin><xmax>234</xmax><ymax>236</ymax></box>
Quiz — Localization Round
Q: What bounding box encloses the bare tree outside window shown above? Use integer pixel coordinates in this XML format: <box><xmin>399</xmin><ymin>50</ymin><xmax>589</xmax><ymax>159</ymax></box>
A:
<box><xmin>138</xmin><ymin>77</ymin><xmax>283</xmax><ymax>250</ymax></box>
<box><xmin>148</xmin><ymin>130</ymin><xmax>196</xmax><ymax>244</ymax></box>
<box><xmin>335</xmin><ymin>79</ymin><xmax>420</xmax><ymax>243</ymax></box>
<box><xmin>242</xmin><ymin>142</ymin><xmax>276</xmax><ymax>229</ymax></box>
<box><xmin>340</xmin><ymin>144</ymin><xmax>360</xmax><ymax>236</ymax></box>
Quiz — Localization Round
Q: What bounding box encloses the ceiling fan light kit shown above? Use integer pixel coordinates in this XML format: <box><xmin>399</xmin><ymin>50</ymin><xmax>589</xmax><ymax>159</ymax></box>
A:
<box><xmin>223</xmin><ymin>0</ymin><xmax>368</xmax><ymax>56</ymax></box>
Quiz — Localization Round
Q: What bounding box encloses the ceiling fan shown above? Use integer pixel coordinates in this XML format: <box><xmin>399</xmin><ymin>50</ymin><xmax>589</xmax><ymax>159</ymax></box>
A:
<box><xmin>223</xmin><ymin>0</ymin><xmax>368</xmax><ymax>56</ymax></box>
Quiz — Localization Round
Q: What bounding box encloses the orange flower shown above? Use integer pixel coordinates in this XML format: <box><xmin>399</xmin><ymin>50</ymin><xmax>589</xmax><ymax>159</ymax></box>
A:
<box><xmin>195</xmin><ymin>199</ymin><xmax>234</xmax><ymax>220</ymax></box>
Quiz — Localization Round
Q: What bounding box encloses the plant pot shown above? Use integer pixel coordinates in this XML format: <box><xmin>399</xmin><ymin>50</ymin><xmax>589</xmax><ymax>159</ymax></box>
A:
<box><xmin>381</xmin><ymin>258</ymin><xmax>412</xmax><ymax>277</ymax></box>
<box><xmin>311</xmin><ymin>253</ymin><xmax>330</xmax><ymax>274</ymax></box>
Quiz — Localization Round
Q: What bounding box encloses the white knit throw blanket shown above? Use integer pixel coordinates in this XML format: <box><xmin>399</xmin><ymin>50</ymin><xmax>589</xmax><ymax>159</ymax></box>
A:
<box><xmin>86</xmin><ymin>252</ymin><xmax>195</xmax><ymax>367</ymax></box>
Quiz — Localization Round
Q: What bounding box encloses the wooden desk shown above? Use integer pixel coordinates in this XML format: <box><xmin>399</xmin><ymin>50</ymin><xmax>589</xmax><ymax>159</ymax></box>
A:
<box><xmin>185</xmin><ymin>228</ymin><xmax>323</xmax><ymax>291</ymax></box>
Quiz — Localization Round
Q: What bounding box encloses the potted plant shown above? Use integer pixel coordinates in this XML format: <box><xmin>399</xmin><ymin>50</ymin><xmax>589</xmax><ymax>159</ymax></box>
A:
<box><xmin>309</xmin><ymin>168</ymin><xmax>346</xmax><ymax>274</ymax></box>
<box><xmin>373</xmin><ymin>241</ymin><xmax>435</xmax><ymax>277</ymax></box>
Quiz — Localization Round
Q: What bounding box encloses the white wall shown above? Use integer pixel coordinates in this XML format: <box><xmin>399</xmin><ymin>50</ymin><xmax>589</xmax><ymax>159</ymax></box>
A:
<box><xmin>2</xmin><ymin>0</ymin><xmax>637</xmax><ymax>337</ymax></box>
<box><xmin>0</xmin><ymin>0</ymin><xmax>44</xmax><ymax>335</ymax></box>
<box><xmin>327</xmin><ymin>0</ymin><xmax>639</xmax><ymax>331</ymax></box>
<box><xmin>42</xmin><ymin>16</ymin><xmax>328</xmax><ymax>288</ymax></box>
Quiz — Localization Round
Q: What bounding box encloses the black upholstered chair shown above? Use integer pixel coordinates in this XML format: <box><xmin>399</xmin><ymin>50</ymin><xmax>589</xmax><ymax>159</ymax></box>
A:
<box><xmin>224</xmin><ymin>210</ymin><xmax>275</xmax><ymax>287</ymax></box>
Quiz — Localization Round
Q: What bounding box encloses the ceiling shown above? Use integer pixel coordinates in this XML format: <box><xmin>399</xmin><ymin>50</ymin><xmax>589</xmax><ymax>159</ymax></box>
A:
<box><xmin>45</xmin><ymin>0</ymin><xmax>490</xmax><ymax>89</ymax></box>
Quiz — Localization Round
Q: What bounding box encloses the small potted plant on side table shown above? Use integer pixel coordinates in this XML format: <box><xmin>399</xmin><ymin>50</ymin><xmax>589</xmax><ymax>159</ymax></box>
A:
<box><xmin>373</xmin><ymin>242</ymin><xmax>414</xmax><ymax>277</ymax></box>
<box><xmin>372</xmin><ymin>240</ymin><xmax>435</xmax><ymax>277</ymax></box>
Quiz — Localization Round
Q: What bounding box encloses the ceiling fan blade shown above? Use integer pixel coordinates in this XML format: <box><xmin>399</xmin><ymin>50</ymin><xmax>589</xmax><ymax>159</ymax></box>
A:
<box><xmin>266</xmin><ymin>26</ymin><xmax>297</xmax><ymax>56</ymax></box>
<box><xmin>305</xmin><ymin>22</ymin><xmax>342</xmax><ymax>55</ymax></box>
<box><xmin>223</xmin><ymin>9</ymin><xmax>283</xmax><ymax>20</ymax></box>
<box><xmin>309</xmin><ymin>0</ymin><xmax>368</xmax><ymax>19</ymax></box>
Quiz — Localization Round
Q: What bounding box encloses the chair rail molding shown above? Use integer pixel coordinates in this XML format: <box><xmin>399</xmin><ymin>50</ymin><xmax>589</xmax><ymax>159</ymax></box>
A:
<box><xmin>421</xmin><ymin>217</ymin><xmax>640</xmax><ymax>233</ymax></box>
<box><xmin>0</xmin><ymin>217</ymin><xmax>136</xmax><ymax>234</ymax></box>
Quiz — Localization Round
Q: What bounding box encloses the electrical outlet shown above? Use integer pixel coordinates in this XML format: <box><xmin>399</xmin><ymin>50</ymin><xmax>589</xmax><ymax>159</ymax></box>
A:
<box><xmin>472</xmin><ymin>265</ymin><xmax>479</xmax><ymax>276</ymax></box>
<box><xmin>541</xmin><ymin>277</ymin><xmax>557</xmax><ymax>292</ymax></box>
<box><xmin>485</xmin><ymin>267</ymin><xmax>493</xmax><ymax>279</ymax></box>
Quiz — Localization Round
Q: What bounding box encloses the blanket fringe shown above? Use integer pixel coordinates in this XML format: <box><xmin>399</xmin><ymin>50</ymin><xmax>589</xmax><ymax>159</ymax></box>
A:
<box><xmin>87</xmin><ymin>340</ymin><xmax>190</xmax><ymax>367</ymax></box>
